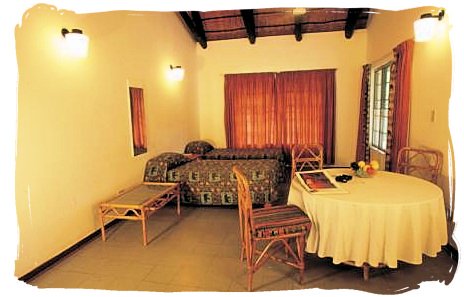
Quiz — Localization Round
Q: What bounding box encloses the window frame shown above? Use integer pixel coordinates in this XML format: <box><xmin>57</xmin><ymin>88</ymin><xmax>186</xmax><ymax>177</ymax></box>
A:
<box><xmin>370</xmin><ymin>62</ymin><xmax>391</xmax><ymax>152</ymax></box>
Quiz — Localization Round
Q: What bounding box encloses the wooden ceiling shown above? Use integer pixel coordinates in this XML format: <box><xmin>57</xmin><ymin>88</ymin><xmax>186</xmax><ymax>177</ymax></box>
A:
<box><xmin>179</xmin><ymin>8</ymin><xmax>371</xmax><ymax>48</ymax></box>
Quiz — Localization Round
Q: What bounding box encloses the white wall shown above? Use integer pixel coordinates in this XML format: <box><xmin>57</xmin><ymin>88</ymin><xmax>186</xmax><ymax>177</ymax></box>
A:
<box><xmin>14</xmin><ymin>5</ymin><xmax>200</xmax><ymax>277</ymax></box>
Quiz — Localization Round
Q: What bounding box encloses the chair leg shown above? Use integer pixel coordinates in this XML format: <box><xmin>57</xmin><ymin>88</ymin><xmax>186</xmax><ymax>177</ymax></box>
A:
<box><xmin>284</xmin><ymin>239</ymin><xmax>289</xmax><ymax>259</ymax></box>
<box><xmin>246</xmin><ymin>240</ymin><xmax>255</xmax><ymax>291</ymax></box>
<box><xmin>297</xmin><ymin>236</ymin><xmax>305</xmax><ymax>284</ymax></box>
<box><xmin>247</xmin><ymin>270</ymin><xmax>253</xmax><ymax>292</ymax></box>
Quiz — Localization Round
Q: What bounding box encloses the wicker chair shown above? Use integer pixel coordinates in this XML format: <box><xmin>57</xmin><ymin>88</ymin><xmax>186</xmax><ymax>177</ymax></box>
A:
<box><xmin>232</xmin><ymin>166</ymin><xmax>311</xmax><ymax>291</ymax></box>
<box><xmin>396</xmin><ymin>147</ymin><xmax>443</xmax><ymax>184</ymax></box>
<box><xmin>291</xmin><ymin>144</ymin><xmax>324</xmax><ymax>179</ymax></box>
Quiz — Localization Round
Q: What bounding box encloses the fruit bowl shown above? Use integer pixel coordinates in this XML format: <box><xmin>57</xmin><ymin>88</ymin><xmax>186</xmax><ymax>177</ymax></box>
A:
<box><xmin>350</xmin><ymin>160</ymin><xmax>379</xmax><ymax>178</ymax></box>
<box><xmin>354</xmin><ymin>169</ymin><xmax>375</xmax><ymax>178</ymax></box>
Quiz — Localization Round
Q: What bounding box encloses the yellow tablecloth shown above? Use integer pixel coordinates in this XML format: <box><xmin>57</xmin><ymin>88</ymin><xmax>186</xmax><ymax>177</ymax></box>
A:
<box><xmin>288</xmin><ymin>169</ymin><xmax>448</xmax><ymax>268</ymax></box>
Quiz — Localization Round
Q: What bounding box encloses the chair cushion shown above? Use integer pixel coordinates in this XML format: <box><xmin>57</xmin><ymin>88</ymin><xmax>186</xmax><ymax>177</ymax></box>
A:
<box><xmin>252</xmin><ymin>205</ymin><xmax>311</xmax><ymax>238</ymax></box>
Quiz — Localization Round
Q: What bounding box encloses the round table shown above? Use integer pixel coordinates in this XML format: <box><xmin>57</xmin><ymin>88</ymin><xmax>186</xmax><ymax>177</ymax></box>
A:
<box><xmin>288</xmin><ymin>168</ymin><xmax>448</xmax><ymax>271</ymax></box>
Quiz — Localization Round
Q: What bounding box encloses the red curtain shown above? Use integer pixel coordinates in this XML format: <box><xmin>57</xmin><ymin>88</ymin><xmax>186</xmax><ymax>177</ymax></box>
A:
<box><xmin>276</xmin><ymin>70</ymin><xmax>336</xmax><ymax>164</ymax></box>
<box><xmin>129</xmin><ymin>87</ymin><xmax>147</xmax><ymax>154</ymax></box>
<box><xmin>385</xmin><ymin>39</ymin><xmax>413</xmax><ymax>171</ymax></box>
<box><xmin>224</xmin><ymin>70</ymin><xmax>336</xmax><ymax>164</ymax></box>
<box><xmin>224</xmin><ymin>73</ymin><xmax>277</xmax><ymax>148</ymax></box>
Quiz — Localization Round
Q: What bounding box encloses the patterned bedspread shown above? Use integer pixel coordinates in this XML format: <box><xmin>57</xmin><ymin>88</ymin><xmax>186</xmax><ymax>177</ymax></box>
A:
<box><xmin>168</xmin><ymin>159</ymin><xmax>281</xmax><ymax>205</ymax></box>
<box><xmin>143</xmin><ymin>152</ymin><xmax>285</xmax><ymax>205</ymax></box>
<box><xmin>203</xmin><ymin>148</ymin><xmax>287</xmax><ymax>183</ymax></box>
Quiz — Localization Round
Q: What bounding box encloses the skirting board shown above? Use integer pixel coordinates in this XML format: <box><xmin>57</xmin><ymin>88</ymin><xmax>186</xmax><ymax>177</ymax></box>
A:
<box><xmin>17</xmin><ymin>219</ymin><xmax>122</xmax><ymax>283</ymax></box>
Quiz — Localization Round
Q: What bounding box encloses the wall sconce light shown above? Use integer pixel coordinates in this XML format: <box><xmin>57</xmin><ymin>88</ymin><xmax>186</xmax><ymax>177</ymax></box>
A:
<box><xmin>61</xmin><ymin>28</ymin><xmax>89</xmax><ymax>58</ymax></box>
<box><xmin>414</xmin><ymin>10</ymin><xmax>445</xmax><ymax>42</ymax></box>
<box><xmin>168</xmin><ymin>65</ymin><xmax>185</xmax><ymax>81</ymax></box>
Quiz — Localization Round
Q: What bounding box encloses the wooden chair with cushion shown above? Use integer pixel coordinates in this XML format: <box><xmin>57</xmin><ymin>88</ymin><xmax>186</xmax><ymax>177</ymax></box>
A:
<box><xmin>396</xmin><ymin>147</ymin><xmax>443</xmax><ymax>184</ymax></box>
<box><xmin>291</xmin><ymin>143</ymin><xmax>324</xmax><ymax>179</ymax></box>
<box><xmin>232</xmin><ymin>166</ymin><xmax>312</xmax><ymax>291</ymax></box>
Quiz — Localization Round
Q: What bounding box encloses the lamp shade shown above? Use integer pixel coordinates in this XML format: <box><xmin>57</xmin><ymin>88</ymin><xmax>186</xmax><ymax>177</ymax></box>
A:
<box><xmin>168</xmin><ymin>66</ymin><xmax>185</xmax><ymax>81</ymax></box>
<box><xmin>62</xmin><ymin>29</ymin><xmax>89</xmax><ymax>58</ymax></box>
<box><xmin>414</xmin><ymin>16</ymin><xmax>438</xmax><ymax>42</ymax></box>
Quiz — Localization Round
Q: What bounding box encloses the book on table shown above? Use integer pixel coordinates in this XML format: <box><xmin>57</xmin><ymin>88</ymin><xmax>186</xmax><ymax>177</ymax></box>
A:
<box><xmin>296</xmin><ymin>170</ymin><xmax>348</xmax><ymax>194</ymax></box>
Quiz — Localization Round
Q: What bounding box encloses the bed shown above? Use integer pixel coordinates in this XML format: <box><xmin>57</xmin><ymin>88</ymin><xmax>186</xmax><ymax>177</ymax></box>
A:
<box><xmin>143</xmin><ymin>152</ymin><xmax>283</xmax><ymax>205</ymax></box>
<box><xmin>183</xmin><ymin>140</ymin><xmax>286</xmax><ymax>163</ymax></box>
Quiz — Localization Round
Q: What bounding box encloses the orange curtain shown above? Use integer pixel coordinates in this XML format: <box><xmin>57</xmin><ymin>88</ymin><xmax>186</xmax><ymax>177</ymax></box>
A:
<box><xmin>129</xmin><ymin>87</ymin><xmax>147</xmax><ymax>154</ymax></box>
<box><xmin>224</xmin><ymin>70</ymin><xmax>336</xmax><ymax>164</ymax></box>
<box><xmin>276</xmin><ymin>70</ymin><xmax>336</xmax><ymax>164</ymax></box>
<box><xmin>224</xmin><ymin>73</ymin><xmax>277</xmax><ymax>148</ymax></box>
<box><xmin>385</xmin><ymin>39</ymin><xmax>413</xmax><ymax>171</ymax></box>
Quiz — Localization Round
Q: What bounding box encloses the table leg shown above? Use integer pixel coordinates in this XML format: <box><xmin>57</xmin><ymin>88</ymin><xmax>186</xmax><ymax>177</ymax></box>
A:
<box><xmin>99</xmin><ymin>206</ymin><xmax>107</xmax><ymax>242</ymax></box>
<box><xmin>363</xmin><ymin>263</ymin><xmax>369</xmax><ymax>280</ymax></box>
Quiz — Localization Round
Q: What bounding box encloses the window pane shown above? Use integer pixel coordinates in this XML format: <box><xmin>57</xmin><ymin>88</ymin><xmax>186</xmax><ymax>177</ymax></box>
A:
<box><xmin>375</xmin><ymin>71</ymin><xmax>381</xmax><ymax>84</ymax></box>
<box><xmin>381</xmin><ymin>108</ymin><xmax>389</xmax><ymax>118</ymax></box>
<box><xmin>375</xmin><ymin>86</ymin><xmax>382</xmax><ymax>102</ymax></box>
<box><xmin>372</xmin><ymin>114</ymin><xmax>379</xmax><ymax>129</ymax></box>
<box><xmin>381</xmin><ymin>98</ymin><xmax>389</xmax><ymax>109</ymax></box>
<box><xmin>372</xmin><ymin>119</ymin><xmax>379</xmax><ymax>131</ymax></box>
<box><xmin>380</xmin><ymin>132</ymin><xmax>387</xmax><ymax>150</ymax></box>
<box><xmin>372</xmin><ymin>131</ymin><xmax>379</xmax><ymax>147</ymax></box>
<box><xmin>381</xmin><ymin>116</ymin><xmax>388</xmax><ymax>132</ymax></box>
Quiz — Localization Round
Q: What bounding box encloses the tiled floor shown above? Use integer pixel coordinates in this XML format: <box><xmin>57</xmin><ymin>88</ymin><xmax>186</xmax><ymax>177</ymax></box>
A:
<box><xmin>25</xmin><ymin>205</ymin><xmax>457</xmax><ymax>294</ymax></box>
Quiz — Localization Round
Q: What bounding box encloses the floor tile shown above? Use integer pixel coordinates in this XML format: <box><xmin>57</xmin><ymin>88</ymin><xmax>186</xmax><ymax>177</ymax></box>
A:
<box><xmin>23</xmin><ymin>205</ymin><xmax>457</xmax><ymax>294</ymax></box>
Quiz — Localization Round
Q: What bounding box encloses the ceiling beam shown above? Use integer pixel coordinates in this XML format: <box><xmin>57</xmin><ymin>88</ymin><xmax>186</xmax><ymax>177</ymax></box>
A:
<box><xmin>344</xmin><ymin>8</ymin><xmax>364</xmax><ymax>39</ymax></box>
<box><xmin>190</xmin><ymin>11</ymin><xmax>208</xmax><ymax>49</ymax></box>
<box><xmin>179</xmin><ymin>12</ymin><xmax>197</xmax><ymax>41</ymax></box>
<box><xmin>240</xmin><ymin>9</ymin><xmax>256</xmax><ymax>44</ymax></box>
<box><xmin>180</xmin><ymin>11</ymin><xmax>207</xmax><ymax>48</ymax></box>
<box><xmin>294</xmin><ymin>15</ymin><xmax>304</xmax><ymax>42</ymax></box>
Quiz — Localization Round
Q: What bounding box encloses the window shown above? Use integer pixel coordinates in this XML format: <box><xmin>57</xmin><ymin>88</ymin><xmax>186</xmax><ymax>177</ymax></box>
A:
<box><xmin>370</xmin><ymin>63</ymin><xmax>391</xmax><ymax>151</ymax></box>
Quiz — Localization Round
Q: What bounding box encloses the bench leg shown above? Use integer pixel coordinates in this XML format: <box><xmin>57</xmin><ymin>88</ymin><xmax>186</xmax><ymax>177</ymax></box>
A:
<box><xmin>141</xmin><ymin>211</ymin><xmax>148</xmax><ymax>246</ymax></box>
